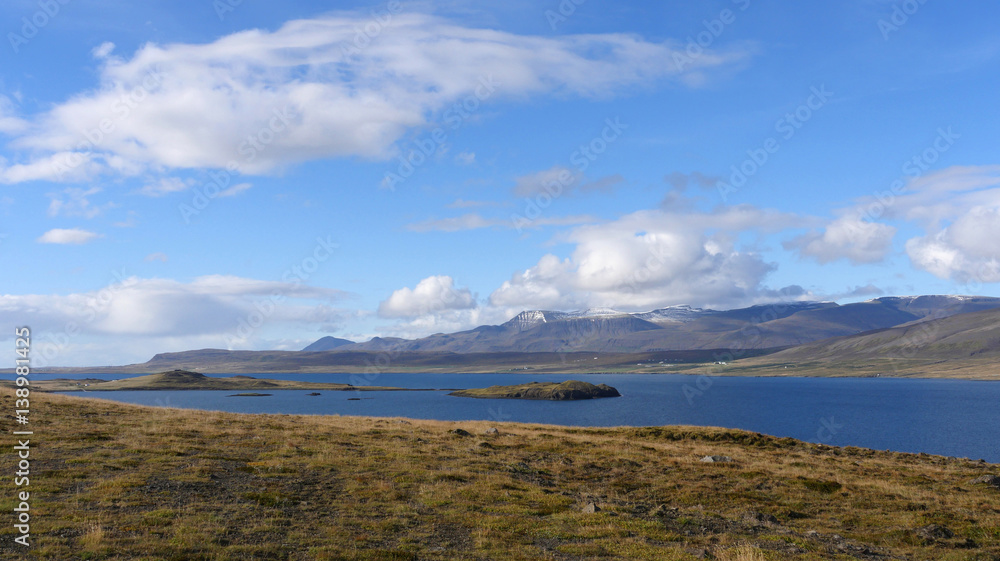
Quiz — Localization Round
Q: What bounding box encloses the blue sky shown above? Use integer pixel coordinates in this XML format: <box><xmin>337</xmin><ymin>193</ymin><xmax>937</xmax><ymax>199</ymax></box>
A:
<box><xmin>2</xmin><ymin>0</ymin><xmax>1000</xmax><ymax>366</ymax></box>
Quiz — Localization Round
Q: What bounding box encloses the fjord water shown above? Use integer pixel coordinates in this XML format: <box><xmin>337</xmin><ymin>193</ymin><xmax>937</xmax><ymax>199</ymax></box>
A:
<box><xmin>52</xmin><ymin>373</ymin><xmax>1000</xmax><ymax>463</ymax></box>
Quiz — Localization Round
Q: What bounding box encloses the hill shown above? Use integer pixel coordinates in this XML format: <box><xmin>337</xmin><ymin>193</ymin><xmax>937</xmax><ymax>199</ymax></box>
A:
<box><xmin>701</xmin><ymin>306</ymin><xmax>1000</xmax><ymax>378</ymax></box>
<box><xmin>301</xmin><ymin>336</ymin><xmax>355</xmax><ymax>351</ymax></box>
<box><xmin>4</xmin><ymin>387</ymin><xmax>997</xmax><ymax>559</ymax></box>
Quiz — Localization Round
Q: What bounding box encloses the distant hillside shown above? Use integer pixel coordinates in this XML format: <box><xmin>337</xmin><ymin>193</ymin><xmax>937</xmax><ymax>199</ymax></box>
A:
<box><xmin>761</xmin><ymin>306</ymin><xmax>1000</xmax><ymax>362</ymax></box>
<box><xmin>714</xmin><ymin>306</ymin><xmax>1000</xmax><ymax>379</ymax></box>
<box><xmin>312</xmin><ymin>296</ymin><xmax>1000</xmax><ymax>354</ymax></box>
<box><xmin>27</xmin><ymin>349</ymin><xmax>761</xmax><ymax>376</ymax></box>
<box><xmin>302</xmin><ymin>336</ymin><xmax>355</xmax><ymax>352</ymax></box>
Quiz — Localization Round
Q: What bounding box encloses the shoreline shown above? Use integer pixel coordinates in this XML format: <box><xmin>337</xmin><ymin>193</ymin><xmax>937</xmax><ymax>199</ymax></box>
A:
<box><xmin>12</xmin><ymin>369</ymin><xmax>1000</xmax><ymax>381</ymax></box>
<box><xmin>38</xmin><ymin>389</ymin><xmax>1000</xmax><ymax>464</ymax></box>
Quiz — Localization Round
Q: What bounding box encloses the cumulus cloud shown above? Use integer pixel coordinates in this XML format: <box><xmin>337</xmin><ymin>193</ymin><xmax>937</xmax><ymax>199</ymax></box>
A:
<box><xmin>490</xmin><ymin>206</ymin><xmax>808</xmax><ymax>311</ymax></box>
<box><xmin>785</xmin><ymin>216</ymin><xmax>897</xmax><ymax>264</ymax></box>
<box><xmin>0</xmin><ymin>275</ymin><xmax>350</xmax><ymax>365</ymax></box>
<box><xmin>378</xmin><ymin>275</ymin><xmax>476</xmax><ymax>318</ymax></box>
<box><xmin>776</xmin><ymin>165</ymin><xmax>1000</xmax><ymax>278</ymax></box>
<box><xmin>375</xmin><ymin>306</ymin><xmax>516</xmax><ymax>341</ymax></box>
<box><xmin>37</xmin><ymin>228</ymin><xmax>102</xmax><ymax>244</ymax></box>
<box><xmin>807</xmin><ymin>165</ymin><xmax>1000</xmax><ymax>280</ymax></box>
<box><xmin>0</xmin><ymin>275</ymin><xmax>343</xmax><ymax>335</ymax></box>
<box><xmin>906</xmin><ymin>206</ymin><xmax>1000</xmax><ymax>283</ymax></box>
<box><xmin>846</xmin><ymin>284</ymin><xmax>885</xmax><ymax>298</ymax></box>
<box><xmin>4</xmin><ymin>13</ymin><xmax>750</xmax><ymax>182</ymax></box>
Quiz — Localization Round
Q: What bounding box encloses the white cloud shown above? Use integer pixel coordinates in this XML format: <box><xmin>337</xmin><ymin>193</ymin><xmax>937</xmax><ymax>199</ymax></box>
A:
<box><xmin>139</xmin><ymin>177</ymin><xmax>246</xmax><ymax>198</ymax></box>
<box><xmin>144</xmin><ymin>252</ymin><xmax>168</xmax><ymax>262</ymax></box>
<box><xmin>512</xmin><ymin>166</ymin><xmax>624</xmax><ymax>198</ymax></box>
<box><xmin>785</xmin><ymin>215</ymin><xmax>897</xmax><ymax>264</ymax></box>
<box><xmin>113</xmin><ymin>211</ymin><xmax>138</xmax><ymax>228</ymax></box>
<box><xmin>376</xmin><ymin>306</ymin><xmax>515</xmax><ymax>341</ymax></box>
<box><xmin>446</xmin><ymin>198</ymin><xmax>501</xmax><ymax>209</ymax></box>
<box><xmin>865</xmin><ymin>165</ymin><xmax>1000</xmax><ymax>227</ymax></box>
<box><xmin>5</xmin><ymin>13</ymin><xmax>750</xmax><ymax>182</ymax></box>
<box><xmin>378</xmin><ymin>275</ymin><xmax>476</xmax><ymax>318</ymax></box>
<box><xmin>37</xmin><ymin>228</ymin><xmax>102</xmax><ymax>245</ymax></box>
<box><xmin>490</xmin><ymin>207</ymin><xmax>808</xmax><ymax>311</ymax></box>
<box><xmin>774</xmin><ymin>165</ymin><xmax>1000</xmax><ymax>279</ymax></box>
<box><xmin>817</xmin><ymin>165</ymin><xmax>1000</xmax><ymax>281</ymax></box>
<box><xmin>0</xmin><ymin>152</ymin><xmax>101</xmax><ymax>184</ymax></box>
<box><xmin>139</xmin><ymin>177</ymin><xmax>194</xmax><ymax>197</ymax></box>
<box><xmin>47</xmin><ymin>187</ymin><xmax>114</xmax><ymax>218</ymax></box>
<box><xmin>0</xmin><ymin>95</ymin><xmax>28</xmax><ymax>136</ymax></box>
<box><xmin>0</xmin><ymin>275</ymin><xmax>350</xmax><ymax>366</ymax></box>
<box><xmin>579</xmin><ymin>174</ymin><xmax>624</xmax><ymax>193</ymax></box>
<box><xmin>664</xmin><ymin>171</ymin><xmax>719</xmax><ymax>190</ymax></box>
<box><xmin>513</xmin><ymin>165</ymin><xmax>582</xmax><ymax>197</ymax></box>
<box><xmin>0</xmin><ymin>275</ymin><xmax>344</xmax><ymax>334</ymax></box>
<box><xmin>408</xmin><ymin>213</ymin><xmax>500</xmax><ymax>232</ymax></box>
<box><xmin>91</xmin><ymin>41</ymin><xmax>115</xmax><ymax>59</ymax></box>
<box><xmin>218</xmin><ymin>182</ymin><xmax>252</xmax><ymax>197</ymax></box>
<box><xmin>906</xmin><ymin>206</ymin><xmax>1000</xmax><ymax>283</ymax></box>
<box><xmin>407</xmin><ymin>212</ymin><xmax>595</xmax><ymax>232</ymax></box>
<box><xmin>455</xmin><ymin>151</ymin><xmax>476</xmax><ymax>165</ymax></box>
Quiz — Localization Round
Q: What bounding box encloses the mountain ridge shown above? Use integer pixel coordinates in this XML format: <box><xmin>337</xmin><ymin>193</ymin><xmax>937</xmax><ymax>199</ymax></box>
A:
<box><xmin>324</xmin><ymin>295</ymin><xmax>1000</xmax><ymax>354</ymax></box>
<box><xmin>706</xmin><ymin>305</ymin><xmax>1000</xmax><ymax>379</ymax></box>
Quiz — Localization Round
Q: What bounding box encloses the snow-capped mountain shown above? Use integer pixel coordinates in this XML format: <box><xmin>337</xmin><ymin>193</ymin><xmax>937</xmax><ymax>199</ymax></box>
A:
<box><xmin>317</xmin><ymin>296</ymin><xmax>1000</xmax><ymax>354</ymax></box>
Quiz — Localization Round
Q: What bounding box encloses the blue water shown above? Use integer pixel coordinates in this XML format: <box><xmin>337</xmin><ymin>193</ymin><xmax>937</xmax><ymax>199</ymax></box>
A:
<box><xmin>44</xmin><ymin>372</ymin><xmax>1000</xmax><ymax>462</ymax></box>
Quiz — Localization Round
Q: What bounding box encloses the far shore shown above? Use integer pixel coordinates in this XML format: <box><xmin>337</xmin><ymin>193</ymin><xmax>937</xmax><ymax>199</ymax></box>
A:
<box><xmin>0</xmin><ymin>370</ymin><xmax>442</xmax><ymax>393</ymax></box>
<box><xmin>9</xmin><ymin>363</ymin><xmax>999</xmax><ymax>381</ymax></box>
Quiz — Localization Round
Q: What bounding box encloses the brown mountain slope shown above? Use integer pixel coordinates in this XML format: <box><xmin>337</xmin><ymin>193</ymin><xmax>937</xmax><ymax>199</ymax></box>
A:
<box><xmin>711</xmin><ymin>306</ymin><xmax>1000</xmax><ymax>379</ymax></box>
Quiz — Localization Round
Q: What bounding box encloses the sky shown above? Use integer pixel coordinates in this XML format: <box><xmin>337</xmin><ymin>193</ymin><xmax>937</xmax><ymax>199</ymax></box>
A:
<box><xmin>2</xmin><ymin>0</ymin><xmax>1000</xmax><ymax>366</ymax></box>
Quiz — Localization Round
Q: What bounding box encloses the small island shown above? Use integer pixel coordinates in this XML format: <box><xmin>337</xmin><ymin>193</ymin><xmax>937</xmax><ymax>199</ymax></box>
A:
<box><xmin>449</xmin><ymin>380</ymin><xmax>621</xmax><ymax>401</ymax></box>
<box><xmin>21</xmin><ymin>370</ymin><xmax>411</xmax><ymax>392</ymax></box>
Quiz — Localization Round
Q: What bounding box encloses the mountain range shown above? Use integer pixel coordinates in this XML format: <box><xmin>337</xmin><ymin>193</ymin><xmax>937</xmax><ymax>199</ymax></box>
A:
<box><xmin>305</xmin><ymin>295</ymin><xmax>1000</xmax><ymax>354</ymax></box>
<box><xmin>21</xmin><ymin>295</ymin><xmax>1000</xmax><ymax>378</ymax></box>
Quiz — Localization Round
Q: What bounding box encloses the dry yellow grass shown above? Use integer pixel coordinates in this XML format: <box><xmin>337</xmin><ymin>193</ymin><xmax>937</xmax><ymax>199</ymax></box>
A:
<box><xmin>1</xmin><ymin>387</ymin><xmax>998</xmax><ymax>560</ymax></box>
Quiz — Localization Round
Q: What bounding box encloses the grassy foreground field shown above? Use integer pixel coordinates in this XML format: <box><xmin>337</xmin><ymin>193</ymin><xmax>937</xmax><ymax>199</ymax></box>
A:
<box><xmin>1</xmin><ymin>388</ymin><xmax>998</xmax><ymax>560</ymax></box>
